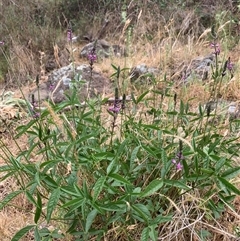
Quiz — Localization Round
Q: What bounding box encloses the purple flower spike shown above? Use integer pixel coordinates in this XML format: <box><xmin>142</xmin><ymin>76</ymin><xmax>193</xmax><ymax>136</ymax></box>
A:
<box><xmin>176</xmin><ymin>151</ymin><xmax>184</xmax><ymax>160</ymax></box>
<box><xmin>172</xmin><ymin>159</ymin><xmax>177</xmax><ymax>164</ymax></box>
<box><xmin>176</xmin><ymin>162</ymin><xmax>183</xmax><ymax>171</ymax></box>
<box><xmin>67</xmin><ymin>28</ymin><xmax>73</xmax><ymax>42</ymax></box>
<box><xmin>49</xmin><ymin>83</ymin><xmax>54</xmax><ymax>91</ymax></box>
<box><xmin>227</xmin><ymin>59</ymin><xmax>233</xmax><ymax>71</ymax></box>
<box><xmin>210</xmin><ymin>43</ymin><xmax>219</xmax><ymax>48</ymax></box>
<box><xmin>88</xmin><ymin>48</ymin><xmax>97</xmax><ymax>64</ymax></box>
<box><xmin>33</xmin><ymin>112</ymin><xmax>40</xmax><ymax>119</ymax></box>
<box><xmin>210</xmin><ymin>42</ymin><xmax>220</xmax><ymax>55</ymax></box>
<box><xmin>108</xmin><ymin>106</ymin><xmax>121</xmax><ymax>114</ymax></box>
<box><xmin>172</xmin><ymin>149</ymin><xmax>184</xmax><ymax>171</ymax></box>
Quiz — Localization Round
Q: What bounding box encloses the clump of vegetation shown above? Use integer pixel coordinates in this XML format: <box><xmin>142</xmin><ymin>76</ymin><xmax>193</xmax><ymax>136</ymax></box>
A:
<box><xmin>0</xmin><ymin>1</ymin><xmax>240</xmax><ymax>241</ymax></box>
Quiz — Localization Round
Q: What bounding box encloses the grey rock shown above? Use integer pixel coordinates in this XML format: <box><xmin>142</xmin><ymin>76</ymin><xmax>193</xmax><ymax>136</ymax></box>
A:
<box><xmin>80</xmin><ymin>39</ymin><xmax>123</xmax><ymax>59</ymax></box>
<box><xmin>227</xmin><ymin>102</ymin><xmax>240</xmax><ymax>118</ymax></box>
<box><xmin>29</xmin><ymin>83</ymin><xmax>50</xmax><ymax>104</ymax></box>
<box><xmin>29</xmin><ymin>63</ymin><xmax>112</xmax><ymax>104</ymax></box>
<box><xmin>180</xmin><ymin>54</ymin><xmax>215</xmax><ymax>83</ymax></box>
<box><xmin>205</xmin><ymin>99</ymin><xmax>240</xmax><ymax>119</ymax></box>
<box><xmin>130</xmin><ymin>64</ymin><xmax>159</xmax><ymax>83</ymax></box>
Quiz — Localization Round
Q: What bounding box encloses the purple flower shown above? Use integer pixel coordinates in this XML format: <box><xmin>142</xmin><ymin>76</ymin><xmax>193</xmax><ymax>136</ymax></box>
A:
<box><xmin>210</xmin><ymin>43</ymin><xmax>220</xmax><ymax>55</ymax></box>
<box><xmin>67</xmin><ymin>28</ymin><xmax>73</xmax><ymax>42</ymax></box>
<box><xmin>172</xmin><ymin>150</ymin><xmax>184</xmax><ymax>171</ymax></box>
<box><xmin>172</xmin><ymin>159</ymin><xmax>183</xmax><ymax>171</ymax></box>
<box><xmin>0</xmin><ymin>41</ymin><xmax>4</xmax><ymax>45</ymax></box>
<box><xmin>227</xmin><ymin>59</ymin><xmax>233</xmax><ymax>71</ymax></box>
<box><xmin>33</xmin><ymin>112</ymin><xmax>40</xmax><ymax>119</ymax></box>
<box><xmin>32</xmin><ymin>101</ymin><xmax>38</xmax><ymax>108</ymax></box>
<box><xmin>88</xmin><ymin>48</ymin><xmax>97</xmax><ymax>64</ymax></box>
<box><xmin>108</xmin><ymin>106</ymin><xmax>121</xmax><ymax>114</ymax></box>
<box><xmin>210</xmin><ymin>43</ymin><xmax>219</xmax><ymax>48</ymax></box>
<box><xmin>49</xmin><ymin>83</ymin><xmax>54</xmax><ymax>91</ymax></box>
<box><xmin>176</xmin><ymin>151</ymin><xmax>184</xmax><ymax>160</ymax></box>
<box><xmin>176</xmin><ymin>162</ymin><xmax>183</xmax><ymax>171</ymax></box>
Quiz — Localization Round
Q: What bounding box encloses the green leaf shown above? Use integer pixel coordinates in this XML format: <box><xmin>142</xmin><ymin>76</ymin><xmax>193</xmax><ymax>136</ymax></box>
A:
<box><xmin>11</xmin><ymin>225</ymin><xmax>35</xmax><ymax>241</ymax></box>
<box><xmin>141</xmin><ymin>227</ymin><xmax>149</xmax><ymax>241</ymax></box>
<box><xmin>0</xmin><ymin>190</ymin><xmax>23</xmax><ymax>210</ymax></box>
<box><xmin>34</xmin><ymin>226</ymin><xmax>41</xmax><ymax>241</ymax></box>
<box><xmin>131</xmin><ymin>92</ymin><xmax>137</xmax><ymax>104</ymax></box>
<box><xmin>85</xmin><ymin>209</ymin><xmax>98</xmax><ymax>233</ymax></box>
<box><xmin>107</xmin><ymin>159</ymin><xmax>117</xmax><ymax>175</ymax></box>
<box><xmin>151</xmin><ymin>214</ymin><xmax>173</xmax><ymax>225</ymax></box>
<box><xmin>42</xmin><ymin>175</ymin><xmax>58</xmax><ymax>188</ymax></box>
<box><xmin>217</xmin><ymin>176</ymin><xmax>240</xmax><ymax>195</ymax></box>
<box><xmin>164</xmin><ymin>180</ymin><xmax>191</xmax><ymax>191</ymax></box>
<box><xmin>130</xmin><ymin>146</ymin><xmax>140</xmax><ymax>171</ymax></box>
<box><xmin>111</xmin><ymin>63</ymin><xmax>119</xmax><ymax>71</ymax></box>
<box><xmin>149</xmin><ymin>224</ymin><xmax>158</xmax><ymax>241</ymax></box>
<box><xmin>142</xmin><ymin>145</ymin><xmax>157</xmax><ymax>157</ymax></box>
<box><xmin>132</xmin><ymin>203</ymin><xmax>151</xmax><ymax>223</ymax></box>
<box><xmin>61</xmin><ymin>186</ymin><xmax>81</xmax><ymax>197</ymax></box>
<box><xmin>25</xmin><ymin>191</ymin><xmax>37</xmax><ymax>207</ymax></box>
<box><xmin>93</xmin><ymin>176</ymin><xmax>106</xmax><ymax>201</ymax></box>
<box><xmin>108</xmin><ymin>173</ymin><xmax>132</xmax><ymax>185</ymax></box>
<box><xmin>61</xmin><ymin>198</ymin><xmax>84</xmax><ymax>209</ymax></box>
<box><xmin>34</xmin><ymin>171</ymin><xmax>41</xmax><ymax>186</ymax></box>
<box><xmin>140</xmin><ymin>179</ymin><xmax>163</xmax><ymax>198</ymax></box>
<box><xmin>136</xmin><ymin>90</ymin><xmax>149</xmax><ymax>104</ymax></box>
<box><xmin>161</xmin><ymin>149</ymin><xmax>169</xmax><ymax>178</ymax></box>
<box><xmin>46</xmin><ymin>187</ymin><xmax>61</xmax><ymax>222</ymax></box>
<box><xmin>222</xmin><ymin>167</ymin><xmax>240</xmax><ymax>179</ymax></box>
<box><xmin>91</xmin><ymin>201</ymin><xmax>104</xmax><ymax>214</ymax></box>
<box><xmin>94</xmin><ymin>152</ymin><xmax>115</xmax><ymax>161</ymax></box>
<box><xmin>0</xmin><ymin>165</ymin><xmax>15</xmax><ymax>173</ymax></box>
<box><xmin>34</xmin><ymin>192</ymin><xmax>42</xmax><ymax>224</ymax></box>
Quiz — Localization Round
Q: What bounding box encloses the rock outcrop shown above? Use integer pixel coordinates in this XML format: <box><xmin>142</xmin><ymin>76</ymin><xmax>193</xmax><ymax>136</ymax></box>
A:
<box><xmin>29</xmin><ymin>63</ymin><xmax>112</xmax><ymax>104</ymax></box>
<box><xmin>80</xmin><ymin>39</ymin><xmax>123</xmax><ymax>59</ymax></box>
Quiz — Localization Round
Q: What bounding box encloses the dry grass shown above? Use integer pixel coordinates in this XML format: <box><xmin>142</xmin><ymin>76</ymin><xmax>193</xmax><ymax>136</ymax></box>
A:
<box><xmin>0</xmin><ymin>5</ymin><xmax>240</xmax><ymax>239</ymax></box>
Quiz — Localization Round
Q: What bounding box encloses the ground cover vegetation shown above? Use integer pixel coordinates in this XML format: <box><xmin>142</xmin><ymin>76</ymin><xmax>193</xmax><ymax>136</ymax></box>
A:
<box><xmin>0</xmin><ymin>0</ymin><xmax>240</xmax><ymax>240</ymax></box>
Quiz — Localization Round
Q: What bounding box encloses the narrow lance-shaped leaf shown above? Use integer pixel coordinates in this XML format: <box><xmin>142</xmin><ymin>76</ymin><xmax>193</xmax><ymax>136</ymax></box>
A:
<box><xmin>141</xmin><ymin>227</ymin><xmax>150</xmax><ymax>241</ymax></box>
<box><xmin>93</xmin><ymin>176</ymin><xmax>106</xmax><ymax>202</ymax></box>
<box><xmin>217</xmin><ymin>176</ymin><xmax>240</xmax><ymax>195</ymax></box>
<box><xmin>46</xmin><ymin>187</ymin><xmax>61</xmax><ymax>223</ymax></box>
<box><xmin>11</xmin><ymin>225</ymin><xmax>35</xmax><ymax>241</ymax></box>
<box><xmin>109</xmin><ymin>173</ymin><xmax>132</xmax><ymax>185</ymax></box>
<box><xmin>0</xmin><ymin>190</ymin><xmax>23</xmax><ymax>210</ymax></box>
<box><xmin>34</xmin><ymin>192</ymin><xmax>42</xmax><ymax>224</ymax></box>
<box><xmin>34</xmin><ymin>226</ymin><xmax>41</xmax><ymax>241</ymax></box>
<box><xmin>222</xmin><ymin>167</ymin><xmax>240</xmax><ymax>180</ymax></box>
<box><xmin>25</xmin><ymin>191</ymin><xmax>37</xmax><ymax>207</ymax></box>
<box><xmin>130</xmin><ymin>146</ymin><xmax>140</xmax><ymax>171</ymax></box>
<box><xmin>140</xmin><ymin>179</ymin><xmax>163</xmax><ymax>198</ymax></box>
<box><xmin>85</xmin><ymin>209</ymin><xmax>98</xmax><ymax>233</ymax></box>
<box><xmin>136</xmin><ymin>90</ymin><xmax>149</xmax><ymax>104</ymax></box>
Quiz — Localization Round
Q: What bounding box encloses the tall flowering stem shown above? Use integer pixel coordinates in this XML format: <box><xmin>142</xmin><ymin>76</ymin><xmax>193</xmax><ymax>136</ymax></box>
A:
<box><xmin>208</xmin><ymin>26</ymin><xmax>223</xmax><ymax>104</ymax></box>
<box><xmin>67</xmin><ymin>23</ymin><xmax>73</xmax><ymax>42</ymax></box>
<box><xmin>109</xmin><ymin>88</ymin><xmax>121</xmax><ymax>146</ymax></box>
<box><xmin>222</xmin><ymin>57</ymin><xmax>234</xmax><ymax>78</ymax></box>
<box><xmin>172</xmin><ymin>140</ymin><xmax>184</xmax><ymax>171</ymax></box>
<box><xmin>88</xmin><ymin>47</ymin><xmax>97</xmax><ymax>70</ymax></box>
<box><xmin>67</xmin><ymin>22</ymin><xmax>76</xmax><ymax>77</ymax></box>
<box><xmin>31</xmin><ymin>94</ymin><xmax>40</xmax><ymax>119</ymax></box>
<box><xmin>87</xmin><ymin>45</ymin><xmax>97</xmax><ymax>98</ymax></box>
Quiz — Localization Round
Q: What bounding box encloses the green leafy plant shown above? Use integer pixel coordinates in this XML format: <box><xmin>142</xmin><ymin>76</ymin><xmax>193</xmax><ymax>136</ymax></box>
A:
<box><xmin>0</xmin><ymin>4</ymin><xmax>240</xmax><ymax>240</ymax></box>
